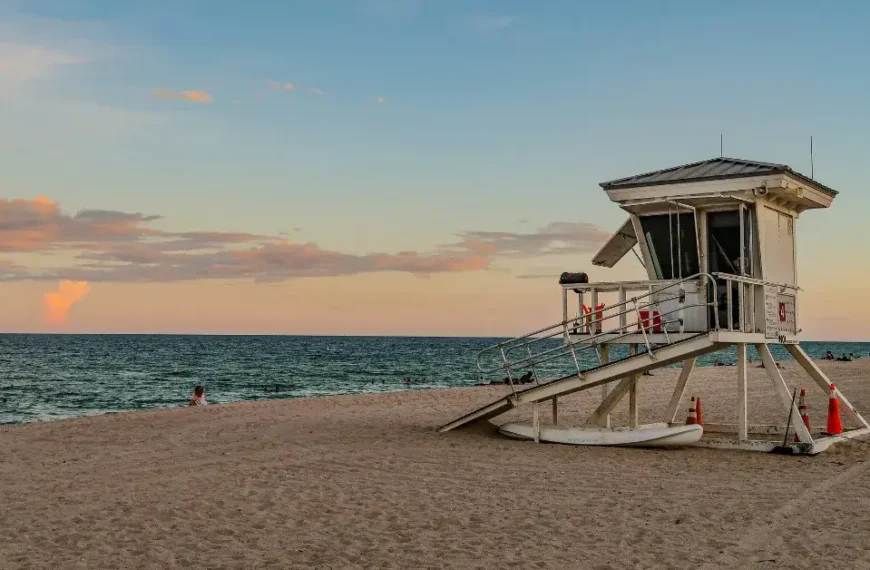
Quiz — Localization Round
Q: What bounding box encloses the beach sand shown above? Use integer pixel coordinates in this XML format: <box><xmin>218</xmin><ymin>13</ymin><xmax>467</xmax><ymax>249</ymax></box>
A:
<box><xmin>3</xmin><ymin>359</ymin><xmax>870</xmax><ymax>569</ymax></box>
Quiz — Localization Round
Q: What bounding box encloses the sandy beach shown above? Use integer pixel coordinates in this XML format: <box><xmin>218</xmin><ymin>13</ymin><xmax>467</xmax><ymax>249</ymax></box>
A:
<box><xmin>3</xmin><ymin>359</ymin><xmax>870</xmax><ymax>570</ymax></box>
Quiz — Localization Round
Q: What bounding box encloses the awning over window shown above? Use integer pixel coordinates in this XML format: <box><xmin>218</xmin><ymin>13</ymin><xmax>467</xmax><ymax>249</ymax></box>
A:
<box><xmin>592</xmin><ymin>218</ymin><xmax>637</xmax><ymax>268</ymax></box>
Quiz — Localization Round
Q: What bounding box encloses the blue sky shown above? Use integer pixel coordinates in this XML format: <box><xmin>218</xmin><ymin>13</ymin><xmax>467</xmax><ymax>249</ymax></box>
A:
<box><xmin>4</xmin><ymin>1</ymin><xmax>869</xmax><ymax>242</ymax></box>
<box><xmin>2</xmin><ymin>0</ymin><xmax>870</xmax><ymax>335</ymax></box>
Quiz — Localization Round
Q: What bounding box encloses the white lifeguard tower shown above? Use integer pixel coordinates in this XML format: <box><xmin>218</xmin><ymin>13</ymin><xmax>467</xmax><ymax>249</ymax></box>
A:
<box><xmin>441</xmin><ymin>157</ymin><xmax>869</xmax><ymax>454</ymax></box>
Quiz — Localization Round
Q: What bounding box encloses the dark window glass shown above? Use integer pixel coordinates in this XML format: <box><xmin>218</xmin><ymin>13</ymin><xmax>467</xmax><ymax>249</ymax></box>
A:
<box><xmin>639</xmin><ymin>213</ymin><xmax>699</xmax><ymax>279</ymax></box>
<box><xmin>707</xmin><ymin>210</ymin><xmax>741</xmax><ymax>275</ymax></box>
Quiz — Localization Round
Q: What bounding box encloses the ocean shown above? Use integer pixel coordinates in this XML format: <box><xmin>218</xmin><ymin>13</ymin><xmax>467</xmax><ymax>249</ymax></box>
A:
<box><xmin>1</xmin><ymin>334</ymin><xmax>868</xmax><ymax>426</ymax></box>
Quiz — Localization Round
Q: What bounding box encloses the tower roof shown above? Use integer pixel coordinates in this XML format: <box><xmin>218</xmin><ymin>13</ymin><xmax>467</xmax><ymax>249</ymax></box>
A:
<box><xmin>599</xmin><ymin>157</ymin><xmax>837</xmax><ymax>196</ymax></box>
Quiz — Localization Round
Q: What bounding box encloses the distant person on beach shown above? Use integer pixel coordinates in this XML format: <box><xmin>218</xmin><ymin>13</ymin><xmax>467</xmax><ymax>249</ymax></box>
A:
<box><xmin>825</xmin><ymin>351</ymin><xmax>835</xmax><ymax>361</ymax></box>
<box><xmin>188</xmin><ymin>385</ymin><xmax>207</xmax><ymax>406</ymax></box>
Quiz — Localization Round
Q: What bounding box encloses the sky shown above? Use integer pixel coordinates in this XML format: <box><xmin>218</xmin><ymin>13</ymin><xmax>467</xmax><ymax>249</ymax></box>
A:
<box><xmin>1</xmin><ymin>0</ymin><xmax>869</xmax><ymax>339</ymax></box>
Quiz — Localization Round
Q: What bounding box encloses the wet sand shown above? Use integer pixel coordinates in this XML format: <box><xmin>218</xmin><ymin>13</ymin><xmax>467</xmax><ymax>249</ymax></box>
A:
<box><xmin>3</xmin><ymin>359</ymin><xmax>870</xmax><ymax>569</ymax></box>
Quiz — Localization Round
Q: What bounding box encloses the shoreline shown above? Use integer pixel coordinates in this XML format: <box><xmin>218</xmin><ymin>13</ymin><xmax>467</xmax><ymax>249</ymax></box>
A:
<box><xmin>3</xmin><ymin>352</ymin><xmax>868</xmax><ymax>428</ymax></box>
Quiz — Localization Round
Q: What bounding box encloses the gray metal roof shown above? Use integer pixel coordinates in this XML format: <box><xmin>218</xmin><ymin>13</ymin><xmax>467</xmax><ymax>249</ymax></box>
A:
<box><xmin>599</xmin><ymin>157</ymin><xmax>837</xmax><ymax>196</ymax></box>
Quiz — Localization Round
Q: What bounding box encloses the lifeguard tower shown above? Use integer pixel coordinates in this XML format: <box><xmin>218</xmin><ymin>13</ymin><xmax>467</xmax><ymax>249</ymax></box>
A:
<box><xmin>441</xmin><ymin>157</ymin><xmax>869</xmax><ymax>454</ymax></box>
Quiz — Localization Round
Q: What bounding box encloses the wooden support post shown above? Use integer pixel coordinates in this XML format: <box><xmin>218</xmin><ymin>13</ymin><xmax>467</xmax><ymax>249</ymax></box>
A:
<box><xmin>532</xmin><ymin>402</ymin><xmax>540</xmax><ymax>443</ymax></box>
<box><xmin>665</xmin><ymin>357</ymin><xmax>695</xmax><ymax>424</ymax></box>
<box><xmin>587</xmin><ymin>345</ymin><xmax>641</xmax><ymax>428</ymax></box>
<box><xmin>736</xmin><ymin>343</ymin><xmax>748</xmax><ymax>440</ymax></box>
<box><xmin>628</xmin><ymin>344</ymin><xmax>639</xmax><ymax>428</ymax></box>
<box><xmin>756</xmin><ymin>344</ymin><xmax>812</xmax><ymax>443</ymax></box>
<box><xmin>587</xmin><ymin>376</ymin><xmax>632</xmax><ymax>426</ymax></box>
<box><xmin>552</xmin><ymin>396</ymin><xmax>558</xmax><ymax>426</ymax></box>
<box><xmin>786</xmin><ymin>344</ymin><xmax>870</xmax><ymax>428</ymax></box>
<box><xmin>599</xmin><ymin>344</ymin><xmax>610</xmax><ymax>428</ymax></box>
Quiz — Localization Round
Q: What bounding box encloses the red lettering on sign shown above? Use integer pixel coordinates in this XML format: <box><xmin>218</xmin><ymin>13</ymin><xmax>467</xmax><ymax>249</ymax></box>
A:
<box><xmin>779</xmin><ymin>302</ymin><xmax>786</xmax><ymax>322</ymax></box>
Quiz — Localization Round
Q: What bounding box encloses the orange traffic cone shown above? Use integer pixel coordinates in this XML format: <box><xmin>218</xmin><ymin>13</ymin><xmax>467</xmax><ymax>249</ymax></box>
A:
<box><xmin>826</xmin><ymin>384</ymin><xmax>843</xmax><ymax>435</ymax></box>
<box><xmin>795</xmin><ymin>388</ymin><xmax>810</xmax><ymax>442</ymax></box>
<box><xmin>686</xmin><ymin>397</ymin><xmax>697</xmax><ymax>425</ymax></box>
<box><xmin>695</xmin><ymin>397</ymin><xmax>703</xmax><ymax>425</ymax></box>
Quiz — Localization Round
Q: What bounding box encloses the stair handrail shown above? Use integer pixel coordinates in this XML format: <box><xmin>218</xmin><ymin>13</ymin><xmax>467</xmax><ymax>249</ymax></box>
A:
<box><xmin>476</xmin><ymin>273</ymin><xmax>719</xmax><ymax>378</ymax></box>
<box><xmin>485</xmin><ymin>305</ymin><xmax>704</xmax><ymax>377</ymax></box>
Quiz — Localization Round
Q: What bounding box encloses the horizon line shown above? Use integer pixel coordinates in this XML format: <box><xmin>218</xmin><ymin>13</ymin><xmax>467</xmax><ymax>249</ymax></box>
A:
<box><xmin>0</xmin><ymin>332</ymin><xmax>868</xmax><ymax>343</ymax></box>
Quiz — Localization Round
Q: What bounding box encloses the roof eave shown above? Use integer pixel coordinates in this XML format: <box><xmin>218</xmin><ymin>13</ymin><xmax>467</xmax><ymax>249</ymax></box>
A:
<box><xmin>601</xmin><ymin>168</ymin><xmax>838</xmax><ymax>197</ymax></box>
<box><xmin>783</xmin><ymin>168</ymin><xmax>839</xmax><ymax>197</ymax></box>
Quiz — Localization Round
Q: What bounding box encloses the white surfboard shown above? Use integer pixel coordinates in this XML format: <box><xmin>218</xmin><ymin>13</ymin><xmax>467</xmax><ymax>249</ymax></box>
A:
<box><xmin>498</xmin><ymin>422</ymin><xmax>703</xmax><ymax>448</ymax></box>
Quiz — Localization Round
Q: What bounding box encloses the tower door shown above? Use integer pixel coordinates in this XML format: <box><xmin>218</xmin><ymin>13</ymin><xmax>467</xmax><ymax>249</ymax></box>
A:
<box><xmin>707</xmin><ymin>206</ymin><xmax>757</xmax><ymax>331</ymax></box>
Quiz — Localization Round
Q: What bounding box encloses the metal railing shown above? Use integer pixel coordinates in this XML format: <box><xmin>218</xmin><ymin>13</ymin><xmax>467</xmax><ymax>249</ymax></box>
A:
<box><xmin>711</xmin><ymin>272</ymin><xmax>799</xmax><ymax>334</ymax></box>
<box><xmin>476</xmin><ymin>273</ymin><xmax>720</xmax><ymax>393</ymax></box>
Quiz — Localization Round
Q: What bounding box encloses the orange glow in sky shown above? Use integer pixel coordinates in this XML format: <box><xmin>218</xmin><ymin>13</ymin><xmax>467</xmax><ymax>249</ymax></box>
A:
<box><xmin>42</xmin><ymin>280</ymin><xmax>91</xmax><ymax>326</ymax></box>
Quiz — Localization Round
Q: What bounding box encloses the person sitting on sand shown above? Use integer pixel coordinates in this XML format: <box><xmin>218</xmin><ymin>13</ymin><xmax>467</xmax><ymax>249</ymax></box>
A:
<box><xmin>189</xmin><ymin>385</ymin><xmax>207</xmax><ymax>406</ymax></box>
<box><xmin>825</xmin><ymin>351</ymin><xmax>835</xmax><ymax>361</ymax></box>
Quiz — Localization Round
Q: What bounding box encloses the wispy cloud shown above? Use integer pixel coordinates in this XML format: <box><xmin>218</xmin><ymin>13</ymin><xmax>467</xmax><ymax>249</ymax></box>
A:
<box><xmin>267</xmin><ymin>79</ymin><xmax>296</xmax><ymax>91</ymax></box>
<box><xmin>374</xmin><ymin>96</ymin><xmax>386</xmax><ymax>104</ymax></box>
<box><xmin>262</xmin><ymin>80</ymin><xmax>325</xmax><ymax>99</ymax></box>
<box><xmin>452</xmin><ymin>222</ymin><xmax>610</xmax><ymax>258</ymax></box>
<box><xmin>0</xmin><ymin>41</ymin><xmax>84</xmax><ymax>93</ymax></box>
<box><xmin>151</xmin><ymin>88</ymin><xmax>213</xmax><ymax>103</ymax></box>
<box><xmin>1</xmin><ymin>197</ymin><xmax>609</xmax><ymax>283</ymax></box>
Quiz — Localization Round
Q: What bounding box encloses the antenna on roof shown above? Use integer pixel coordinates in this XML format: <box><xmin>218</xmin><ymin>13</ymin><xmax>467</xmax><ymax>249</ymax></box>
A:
<box><xmin>810</xmin><ymin>136</ymin><xmax>814</xmax><ymax>179</ymax></box>
<box><xmin>720</xmin><ymin>134</ymin><xmax>723</xmax><ymax>158</ymax></box>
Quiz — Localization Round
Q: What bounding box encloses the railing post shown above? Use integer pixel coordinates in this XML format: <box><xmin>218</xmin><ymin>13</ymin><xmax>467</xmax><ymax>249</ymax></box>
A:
<box><xmin>562</xmin><ymin>287</ymin><xmax>569</xmax><ymax>335</ymax></box>
<box><xmin>709</xmin><ymin>276</ymin><xmax>721</xmax><ymax>330</ymax></box>
<box><xmin>527</xmin><ymin>346</ymin><xmax>542</xmax><ymax>385</ymax></box>
<box><xmin>750</xmin><ymin>282</ymin><xmax>756</xmax><ymax>333</ymax></box>
<box><xmin>498</xmin><ymin>345</ymin><xmax>517</xmax><ymax>396</ymax></box>
<box><xmin>590</xmin><ymin>289</ymin><xmax>599</xmax><ymax>334</ymax></box>
<box><xmin>568</xmin><ymin>341</ymin><xmax>582</xmax><ymax>375</ymax></box>
<box><xmin>655</xmin><ymin>284</ymin><xmax>671</xmax><ymax>344</ymax></box>
<box><xmin>726</xmin><ymin>279</ymin><xmax>733</xmax><ymax>331</ymax></box>
<box><xmin>634</xmin><ymin>299</ymin><xmax>654</xmax><ymax>356</ymax></box>
<box><xmin>618</xmin><ymin>287</ymin><xmax>627</xmax><ymax>332</ymax></box>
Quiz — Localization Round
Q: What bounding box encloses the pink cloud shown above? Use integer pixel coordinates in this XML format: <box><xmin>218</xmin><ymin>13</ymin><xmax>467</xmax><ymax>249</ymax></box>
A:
<box><xmin>0</xmin><ymin>196</ymin><xmax>609</xmax><ymax>283</ymax></box>
<box><xmin>267</xmin><ymin>80</ymin><xmax>296</xmax><ymax>91</ymax></box>
<box><xmin>151</xmin><ymin>89</ymin><xmax>213</xmax><ymax>103</ymax></box>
